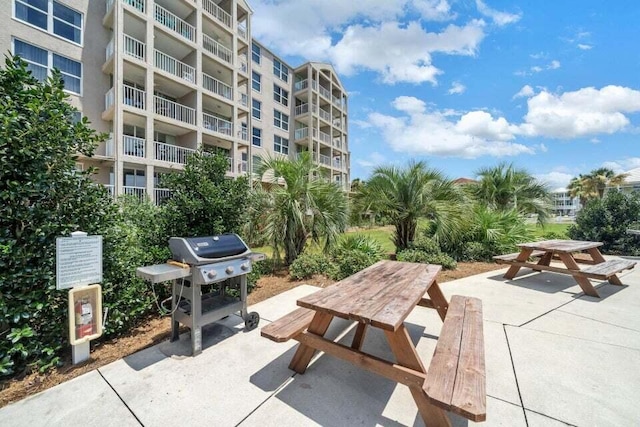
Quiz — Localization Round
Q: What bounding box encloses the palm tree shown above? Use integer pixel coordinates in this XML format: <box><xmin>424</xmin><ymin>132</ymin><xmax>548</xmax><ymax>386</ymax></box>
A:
<box><xmin>364</xmin><ymin>161</ymin><xmax>467</xmax><ymax>251</ymax></box>
<box><xmin>567</xmin><ymin>168</ymin><xmax>628</xmax><ymax>203</ymax></box>
<box><xmin>255</xmin><ymin>152</ymin><xmax>348</xmax><ymax>265</ymax></box>
<box><xmin>567</xmin><ymin>174</ymin><xmax>596</xmax><ymax>205</ymax></box>
<box><xmin>470</xmin><ymin>162</ymin><xmax>551</xmax><ymax>223</ymax></box>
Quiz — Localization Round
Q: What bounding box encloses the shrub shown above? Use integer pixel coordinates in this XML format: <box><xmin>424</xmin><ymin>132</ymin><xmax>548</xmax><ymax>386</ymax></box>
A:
<box><xmin>409</xmin><ymin>235</ymin><xmax>441</xmax><ymax>255</ymax></box>
<box><xmin>460</xmin><ymin>241</ymin><xmax>494</xmax><ymax>262</ymax></box>
<box><xmin>396</xmin><ymin>249</ymin><xmax>457</xmax><ymax>270</ymax></box>
<box><xmin>289</xmin><ymin>253</ymin><xmax>330</xmax><ymax>280</ymax></box>
<box><xmin>328</xmin><ymin>250</ymin><xmax>382</xmax><ymax>281</ymax></box>
<box><xmin>541</xmin><ymin>231</ymin><xmax>567</xmax><ymax>240</ymax></box>
<box><xmin>332</xmin><ymin>234</ymin><xmax>385</xmax><ymax>258</ymax></box>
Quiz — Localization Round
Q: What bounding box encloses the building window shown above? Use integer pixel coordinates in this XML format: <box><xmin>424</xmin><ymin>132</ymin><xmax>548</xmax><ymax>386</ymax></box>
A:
<box><xmin>252</xmin><ymin>155</ymin><xmax>262</xmax><ymax>175</ymax></box>
<box><xmin>274</xmin><ymin>135</ymin><xmax>289</xmax><ymax>155</ymax></box>
<box><xmin>14</xmin><ymin>0</ymin><xmax>83</xmax><ymax>44</ymax></box>
<box><xmin>13</xmin><ymin>39</ymin><xmax>82</xmax><ymax>94</ymax></box>
<box><xmin>273</xmin><ymin>84</ymin><xmax>289</xmax><ymax>107</ymax></box>
<box><xmin>252</xmin><ymin>127</ymin><xmax>261</xmax><ymax>147</ymax></box>
<box><xmin>123</xmin><ymin>168</ymin><xmax>145</xmax><ymax>187</ymax></box>
<box><xmin>251</xmin><ymin>43</ymin><xmax>261</xmax><ymax>64</ymax></box>
<box><xmin>274</xmin><ymin>110</ymin><xmax>289</xmax><ymax>131</ymax></box>
<box><xmin>252</xmin><ymin>99</ymin><xmax>261</xmax><ymax>120</ymax></box>
<box><xmin>252</xmin><ymin>71</ymin><xmax>261</xmax><ymax>92</ymax></box>
<box><xmin>273</xmin><ymin>58</ymin><xmax>288</xmax><ymax>82</ymax></box>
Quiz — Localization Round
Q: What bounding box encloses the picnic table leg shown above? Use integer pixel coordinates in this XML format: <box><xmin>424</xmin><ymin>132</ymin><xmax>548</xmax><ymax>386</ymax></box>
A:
<box><xmin>289</xmin><ymin>311</ymin><xmax>333</xmax><ymax>374</ymax></box>
<box><xmin>557</xmin><ymin>253</ymin><xmax>600</xmax><ymax>298</ymax></box>
<box><xmin>351</xmin><ymin>323</ymin><xmax>368</xmax><ymax>350</ymax></box>
<box><xmin>426</xmin><ymin>282</ymin><xmax>449</xmax><ymax>322</ymax></box>
<box><xmin>385</xmin><ymin>325</ymin><xmax>452</xmax><ymax>427</ymax></box>
<box><xmin>504</xmin><ymin>248</ymin><xmax>534</xmax><ymax>279</ymax></box>
<box><xmin>532</xmin><ymin>251</ymin><xmax>553</xmax><ymax>272</ymax></box>
<box><xmin>587</xmin><ymin>247</ymin><xmax>606</xmax><ymax>264</ymax></box>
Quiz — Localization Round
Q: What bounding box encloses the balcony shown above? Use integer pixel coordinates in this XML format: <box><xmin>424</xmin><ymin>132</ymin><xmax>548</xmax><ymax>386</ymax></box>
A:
<box><xmin>332</xmin><ymin>95</ymin><xmax>342</xmax><ymax>108</ymax></box>
<box><xmin>104</xmin><ymin>184</ymin><xmax>115</xmax><ymax>198</ymax></box>
<box><xmin>155</xmin><ymin>50</ymin><xmax>195</xmax><ymax>84</ymax></box>
<box><xmin>203</xmin><ymin>113</ymin><xmax>233</xmax><ymax>137</ymax></box>
<box><xmin>105</xmin><ymin>38</ymin><xmax>114</xmax><ymax>61</ymax></box>
<box><xmin>333</xmin><ymin>159</ymin><xmax>343</xmax><ymax>169</ymax></box>
<box><xmin>123</xmin><ymin>186</ymin><xmax>146</xmax><ymax>200</ymax></box>
<box><xmin>319</xmin><ymin>154</ymin><xmax>331</xmax><ymax>166</ymax></box>
<box><xmin>319</xmin><ymin>108</ymin><xmax>331</xmax><ymax>122</ymax></box>
<box><xmin>155</xmin><ymin>141</ymin><xmax>195</xmax><ymax>164</ymax></box>
<box><xmin>123</xmin><ymin>135</ymin><xmax>145</xmax><ymax>158</ymax></box>
<box><xmin>155</xmin><ymin>4</ymin><xmax>195</xmax><ymax>43</ymax></box>
<box><xmin>294</xmin><ymin>79</ymin><xmax>308</xmax><ymax>92</ymax></box>
<box><xmin>333</xmin><ymin>138</ymin><xmax>342</xmax><ymax>149</ymax></box>
<box><xmin>203</xmin><ymin>0</ymin><xmax>232</xmax><ymax>29</ymax></box>
<box><xmin>154</xmin><ymin>188</ymin><xmax>172</xmax><ymax>205</ymax></box>
<box><xmin>319</xmin><ymin>130</ymin><xmax>331</xmax><ymax>145</ymax></box>
<box><xmin>238</xmin><ymin>128</ymin><xmax>248</xmax><ymax>142</ymax></box>
<box><xmin>114</xmin><ymin>0</ymin><xmax>144</xmax><ymax>14</ymax></box>
<box><xmin>333</xmin><ymin>118</ymin><xmax>342</xmax><ymax>129</ymax></box>
<box><xmin>154</xmin><ymin>96</ymin><xmax>195</xmax><ymax>125</ymax></box>
<box><xmin>294</xmin><ymin>127</ymin><xmax>309</xmax><ymax>140</ymax></box>
<box><xmin>237</xmin><ymin>160</ymin><xmax>247</xmax><ymax>174</ymax></box>
<box><xmin>319</xmin><ymin>85</ymin><xmax>331</xmax><ymax>100</ymax></box>
<box><xmin>124</xmin><ymin>34</ymin><xmax>146</xmax><ymax>61</ymax></box>
<box><xmin>202</xmin><ymin>72</ymin><xmax>233</xmax><ymax>100</ymax></box>
<box><xmin>239</xmin><ymin>92</ymin><xmax>248</xmax><ymax>107</ymax></box>
<box><xmin>237</xmin><ymin>26</ymin><xmax>247</xmax><ymax>41</ymax></box>
<box><xmin>105</xmin><ymin>87</ymin><xmax>115</xmax><ymax>111</ymax></box>
<box><xmin>203</xmin><ymin>34</ymin><xmax>232</xmax><ymax>64</ymax></box>
<box><xmin>295</xmin><ymin>103</ymin><xmax>309</xmax><ymax>116</ymax></box>
<box><xmin>124</xmin><ymin>85</ymin><xmax>146</xmax><ymax>110</ymax></box>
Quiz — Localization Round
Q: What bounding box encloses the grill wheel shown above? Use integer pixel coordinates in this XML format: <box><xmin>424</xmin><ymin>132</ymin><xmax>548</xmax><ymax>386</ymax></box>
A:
<box><xmin>244</xmin><ymin>312</ymin><xmax>260</xmax><ymax>331</ymax></box>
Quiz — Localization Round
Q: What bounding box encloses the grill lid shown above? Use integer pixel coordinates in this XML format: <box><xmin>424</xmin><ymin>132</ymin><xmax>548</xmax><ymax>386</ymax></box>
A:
<box><xmin>169</xmin><ymin>234</ymin><xmax>250</xmax><ymax>265</ymax></box>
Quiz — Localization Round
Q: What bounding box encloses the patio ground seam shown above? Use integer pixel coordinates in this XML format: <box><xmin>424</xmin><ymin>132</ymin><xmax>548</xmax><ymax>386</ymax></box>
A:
<box><xmin>234</xmin><ymin>375</ymin><xmax>297</xmax><ymax>426</ymax></box>
<box><xmin>96</xmin><ymin>368</ymin><xmax>144</xmax><ymax>426</ymax></box>
<box><xmin>502</xmin><ymin>324</ymin><xmax>529</xmax><ymax>427</ymax></box>
<box><xmin>555</xmin><ymin>309</ymin><xmax>640</xmax><ymax>333</ymax></box>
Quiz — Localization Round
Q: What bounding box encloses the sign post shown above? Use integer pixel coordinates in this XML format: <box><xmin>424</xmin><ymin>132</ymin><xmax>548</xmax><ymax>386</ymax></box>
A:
<box><xmin>56</xmin><ymin>231</ymin><xmax>103</xmax><ymax>364</ymax></box>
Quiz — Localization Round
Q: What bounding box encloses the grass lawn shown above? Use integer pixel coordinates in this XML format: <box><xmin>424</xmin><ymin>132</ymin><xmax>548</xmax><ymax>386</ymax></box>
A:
<box><xmin>527</xmin><ymin>222</ymin><xmax>571</xmax><ymax>238</ymax></box>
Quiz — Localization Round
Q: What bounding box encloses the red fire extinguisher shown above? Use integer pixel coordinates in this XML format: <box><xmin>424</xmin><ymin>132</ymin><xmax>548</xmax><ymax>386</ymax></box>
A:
<box><xmin>75</xmin><ymin>296</ymin><xmax>94</xmax><ymax>339</ymax></box>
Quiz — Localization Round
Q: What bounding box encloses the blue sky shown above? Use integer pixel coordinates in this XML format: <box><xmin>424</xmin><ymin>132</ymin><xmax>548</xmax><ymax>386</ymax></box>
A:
<box><xmin>251</xmin><ymin>0</ymin><xmax>640</xmax><ymax>189</ymax></box>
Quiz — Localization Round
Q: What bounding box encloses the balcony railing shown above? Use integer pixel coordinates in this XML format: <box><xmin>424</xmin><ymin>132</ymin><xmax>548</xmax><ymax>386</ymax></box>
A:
<box><xmin>124</xmin><ymin>85</ymin><xmax>146</xmax><ymax>109</ymax></box>
<box><xmin>124</xmin><ymin>34</ymin><xmax>145</xmax><ymax>61</ymax></box>
<box><xmin>203</xmin><ymin>34</ymin><xmax>232</xmax><ymax>64</ymax></box>
<box><xmin>154</xmin><ymin>141</ymin><xmax>195</xmax><ymax>164</ymax></box>
<box><xmin>123</xmin><ymin>135</ymin><xmax>145</xmax><ymax>158</ymax></box>
<box><xmin>319</xmin><ymin>154</ymin><xmax>331</xmax><ymax>166</ymax></box>
<box><xmin>154</xmin><ymin>188</ymin><xmax>172</xmax><ymax>205</ymax></box>
<box><xmin>333</xmin><ymin>118</ymin><xmax>342</xmax><ymax>129</ymax></box>
<box><xmin>105</xmin><ymin>87</ymin><xmax>114</xmax><ymax>110</ymax></box>
<box><xmin>123</xmin><ymin>186</ymin><xmax>146</xmax><ymax>200</ymax></box>
<box><xmin>106</xmin><ymin>0</ymin><xmax>114</xmax><ymax>14</ymax></box>
<box><xmin>203</xmin><ymin>0</ymin><xmax>232</xmax><ymax>29</ymax></box>
<box><xmin>319</xmin><ymin>130</ymin><xmax>331</xmax><ymax>144</ymax></box>
<box><xmin>319</xmin><ymin>108</ymin><xmax>331</xmax><ymax>122</ymax></box>
<box><xmin>237</xmin><ymin>160</ymin><xmax>247</xmax><ymax>174</ymax></box>
<box><xmin>104</xmin><ymin>184</ymin><xmax>115</xmax><ymax>198</ymax></box>
<box><xmin>333</xmin><ymin>138</ymin><xmax>342</xmax><ymax>149</ymax></box>
<box><xmin>122</xmin><ymin>0</ymin><xmax>144</xmax><ymax>13</ymax></box>
<box><xmin>202</xmin><ymin>72</ymin><xmax>233</xmax><ymax>100</ymax></box>
<box><xmin>238</xmin><ymin>128</ymin><xmax>248</xmax><ymax>141</ymax></box>
<box><xmin>294</xmin><ymin>127</ymin><xmax>309</xmax><ymax>140</ymax></box>
<box><xmin>319</xmin><ymin>85</ymin><xmax>331</xmax><ymax>99</ymax></box>
<box><xmin>294</xmin><ymin>79</ymin><xmax>308</xmax><ymax>92</ymax></box>
<box><xmin>295</xmin><ymin>103</ymin><xmax>309</xmax><ymax>116</ymax></box>
<box><xmin>202</xmin><ymin>113</ymin><xmax>233</xmax><ymax>137</ymax></box>
<box><xmin>237</xmin><ymin>55</ymin><xmax>247</xmax><ymax>74</ymax></box>
<box><xmin>105</xmin><ymin>38</ymin><xmax>114</xmax><ymax>61</ymax></box>
<box><xmin>237</xmin><ymin>26</ymin><xmax>247</xmax><ymax>40</ymax></box>
<box><xmin>332</xmin><ymin>95</ymin><xmax>342</xmax><ymax>108</ymax></box>
<box><xmin>155</xmin><ymin>4</ymin><xmax>195</xmax><ymax>42</ymax></box>
<box><xmin>239</xmin><ymin>92</ymin><xmax>248</xmax><ymax>107</ymax></box>
<box><xmin>154</xmin><ymin>96</ymin><xmax>195</xmax><ymax>124</ymax></box>
<box><xmin>155</xmin><ymin>50</ymin><xmax>195</xmax><ymax>83</ymax></box>
<box><xmin>333</xmin><ymin>159</ymin><xmax>343</xmax><ymax>169</ymax></box>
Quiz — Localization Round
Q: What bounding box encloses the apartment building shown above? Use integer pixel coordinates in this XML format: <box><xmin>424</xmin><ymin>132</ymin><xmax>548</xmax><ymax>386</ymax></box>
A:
<box><xmin>1</xmin><ymin>0</ymin><xmax>350</xmax><ymax>202</ymax></box>
<box><xmin>551</xmin><ymin>188</ymin><xmax>580</xmax><ymax>217</ymax></box>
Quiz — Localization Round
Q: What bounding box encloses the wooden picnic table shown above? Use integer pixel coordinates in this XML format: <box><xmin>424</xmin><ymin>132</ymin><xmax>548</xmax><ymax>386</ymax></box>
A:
<box><xmin>261</xmin><ymin>260</ymin><xmax>486</xmax><ymax>426</ymax></box>
<box><xmin>494</xmin><ymin>239</ymin><xmax>636</xmax><ymax>298</ymax></box>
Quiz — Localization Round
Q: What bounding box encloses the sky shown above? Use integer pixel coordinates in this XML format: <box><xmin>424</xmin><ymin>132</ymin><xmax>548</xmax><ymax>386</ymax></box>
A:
<box><xmin>250</xmin><ymin>0</ymin><xmax>640</xmax><ymax>190</ymax></box>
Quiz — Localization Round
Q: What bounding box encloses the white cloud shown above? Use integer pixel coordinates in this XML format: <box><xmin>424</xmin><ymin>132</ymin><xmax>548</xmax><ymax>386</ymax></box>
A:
<box><xmin>530</xmin><ymin>52</ymin><xmax>546</xmax><ymax>59</ymax></box>
<box><xmin>548</xmin><ymin>60</ymin><xmax>561</xmax><ymax>69</ymax></box>
<box><xmin>578</xmin><ymin>43</ymin><xmax>593</xmax><ymax>50</ymax></box>
<box><xmin>602</xmin><ymin>158</ymin><xmax>640</xmax><ymax>173</ymax></box>
<box><xmin>448</xmin><ymin>81</ymin><xmax>466</xmax><ymax>95</ymax></box>
<box><xmin>516</xmin><ymin>60</ymin><xmax>561</xmax><ymax>76</ymax></box>
<box><xmin>475</xmin><ymin>0</ymin><xmax>521</xmax><ymax>26</ymax></box>
<box><xmin>534</xmin><ymin>171</ymin><xmax>574</xmax><ymax>190</ymax></box>
<box><xmin>357</xmin><ymin>152</ymin><xmax>387</xmax><ymax>168</ymax></box>
<box><xmin>513</xmin><ymin>85</ymin><xmax>535</xmax><ymax>99</ymax></box>
<box><xmin>413</xmin><ymin>0</ymin><xmax>456</xmax><ymax>21</ymax></box>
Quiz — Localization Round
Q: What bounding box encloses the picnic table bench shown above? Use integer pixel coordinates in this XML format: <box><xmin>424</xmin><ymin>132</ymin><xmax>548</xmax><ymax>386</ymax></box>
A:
<box><xmin>493</xmin><ymin>240</ymin><xmax>636</xmax><ymax>297</ymax></box>
<box><xmin>262</xmin><ymin>260</ymin><xmax>486</xmax><ymax>426</ymax></box>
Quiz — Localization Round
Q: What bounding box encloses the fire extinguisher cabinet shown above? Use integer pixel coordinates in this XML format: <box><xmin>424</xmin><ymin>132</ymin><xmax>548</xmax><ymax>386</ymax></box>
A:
<box><xmin>68</xmin><ymin>284</ymin><xmax>103</xmax><ymax>345</ymax></box>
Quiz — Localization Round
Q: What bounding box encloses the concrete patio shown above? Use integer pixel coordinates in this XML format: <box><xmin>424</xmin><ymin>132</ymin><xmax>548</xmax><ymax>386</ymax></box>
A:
<box><xmin>2</xmin><ymin>257</ymin><xmax>639</xmax><ymax>426</ymax></box>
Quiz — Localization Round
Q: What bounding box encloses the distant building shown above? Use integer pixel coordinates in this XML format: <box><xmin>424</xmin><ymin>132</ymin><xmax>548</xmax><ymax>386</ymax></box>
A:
<box><xmin>607</xmin><ymin>167</ymin><xmax>640</xmax><ymax>194</ymax></box>
<box><xmin>551</xmin><ymin>188</ymin><xmax>580</xmax><ymax>217</ymax></box>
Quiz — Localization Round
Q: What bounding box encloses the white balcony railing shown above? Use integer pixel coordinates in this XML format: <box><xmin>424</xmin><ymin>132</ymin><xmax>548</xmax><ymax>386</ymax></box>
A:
<box><xmin>203</xmin><ymin>0</ymin><xmax>232</xmax><ymax>29</ymax></box>
<box><xmin>124</xmin><ymin>34</ymin><xmax>145</xmax><ymax>61</ymax></box>
<box><xmin>295</xmin><ymin>103</ymin><xmax>309</xmax><ymax>116</ymax></box>
<box><xmin>319</xmin><ymin>85</ymin><xmax>331</xmax><ymax>100</ymax></box>
<box><xmin>333</xmin><ymin>119</ymin><xmax>342</xmax><ymax>129</ymax></box>
<box><xmin>237</xmin><ymin>26</ymin><xmax>247</xmax><ymax>40</ymax></box>
<box><xmin>154</xmin><ymin>96</ymin><xmax>195</xmax><ymax>124</ymax></box>
<box><xmin>155</xmin><ymin>4</ymin><xmax>195</xmax><ymax>42</ymax></box>
<box><xmin>203</xmin><ymin>34</ymin><xmax>232</xmax><ymax>64</ymax></box>
<box><xmin>104</xmin><ymin>184</ymin><xmax>115</xmax><ymax>198</ymax></box>
<box><xmin>155</xmin><ymin>50</ymin><xmax>195</xmax><ymax>83</ymax></box>
<box><xmin>105</xmin><ymin>38</ymin><xmax>114</xmax><ymax>61</ymax></box>
<box><xmin>239</xmin><ymin>92</ymin><xmax>248</xmax><ymax>107</ymax></box>
<box><xmin>237</xmin><ymin>160</ymin><xmax>247</xmax><ymax>174</ymax></box>
<box><xmin>294</xmin><ymin>79</ymin><xmax>308</xmax><ymax>92</ymax></box>
<box><xmin>294</xmin><ymin>127</ymin><xmax>309</xmax><ymax>140</ymax></box>
<box><xmin>106</xmin><ymin>0</ymin><xmax>114</xmax><ymax>14</ymax></box>
<box><xmin>124</xmin><ymin>85</ymin><xmax>146</xmax><ymax>109</ymax></box>
<box><xmin>332</xmin><ymin>95</ymin><xmax>342</xmax><ymax>108</ymax></box>
<box><xmin>202</xmin><ymin>72</ymin><xmax>233</xmax><ymax>100</ymax></box>
<box><xmin>238</xmin><ymin>128</ymin><xmax>248</xmax><ymax>141</ymax></box>
<box><xmin>123</xmin><ymin>135</ymin><xmax>145</xmax><ymax>158</ymax></box>
<box><xmin>333</xmin><ymin>159</ymin><xmax>343</xmax><ymax>169</ymax></box>
<box><xmin>154</xmin><ymin>188</ymin><xmax>172</xmax><ymax>205</ymax></box>
<box><xmin>319</xmin><ymin>108</ymin><xmax>331</xmax><ymax>122</ymax></box>
<box><xmin>333</xmin><ymin>138</ymin><xmax>342</xmax><ymax>149</ymax></box>
<box><xmin>226</xmin><ymin>157</ymin><xmax>233</xmax><ymax>172</ymax></box>
<box><xmin>154</xmin><ymin>141</ymin><xmax>195</xmax><ymax>164</ymax></box>
<box><xmin>237</xmin><ymin>56</ymin><xmax>247</xmax><ymax>74</ymax></box>
<box><xmin>123</xmin><ymin>0</ymin><xmax>145</xmax><ymax>13</ymax></box>
<box><xmin>203</xmin><ymin>113</ymin><xmax>233</xmax><ymax>136</ymax></box>
<box><xmin>123</xmin><ymin>186</ymin><xmax>146</xmax><ymax>200</ymax></box>
<box><xmin>319</xmin><ymin>154</ymin><xmax>331</xmax><ymax>166</ymax></box>
<box><xmin>319</xmin><ymin>130</ymin><xmax>331</xmax><ymax>144</ymax></box>
<box><xmin>105</xmin><ymin>87</ymin><xmax>115</xmax><ymax>111</ymax></box>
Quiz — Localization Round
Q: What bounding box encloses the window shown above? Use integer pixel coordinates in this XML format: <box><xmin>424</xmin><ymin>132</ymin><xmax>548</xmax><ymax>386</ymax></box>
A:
<box><xmin>252</xmin><ymin>71</ymin><xmax>261</xmax><ymax>92</ymax></box>
<box><xmin>252</xmin><ymin>155</ymin><xmax>262</xmax><ymax>174</ymax></box>
<box><xmin>274</xmin><ymin>135</ymin><xmax>289</xmax><ymax>155</ymax></box>
<box><xmin>251</xmin><ymin>43</ymin><xmax>261</xmax><ymax>64</ymax></box>
<box><xmin>273</xmin><ymin>58</ymin><xmax>288</xmax><ymax>82</ymax></box>
<box><xmin>252</xmin><ymin>99</ymin><xmax>261</xmax><ymax>120</ymax></box>
<box><xmin>252</xmin><ymin>127</ymin><xmax>261</xmax><ymax>147</ymax></box>
<box><xmin>14</xmin><ymin>0</ymin><xmax>83</xmax><ymax>44</ymax></box>
<box><xmin>13</xmin><ymin>39</ymin><xmax>82</xmax><ymax>94</ymax></box>
<box><xmin>123</xmin><ymin>168</ymin><xmax>145</xmax><ymax>187</ymax></box>
<box><xmin>274</xmin><ymin>110</ymin><xmax>289</xmax><ymax>131</ymax></box>
<box><xmin>273</xmin><ymin>84</ymin><xmax>289</xmax><ymax>106</ymax></box>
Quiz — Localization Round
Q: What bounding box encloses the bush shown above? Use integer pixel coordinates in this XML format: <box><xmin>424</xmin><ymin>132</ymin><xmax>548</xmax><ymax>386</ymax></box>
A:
<box><xmin>541</xmin><ymin>231</ymin><xmax>566</xmax><ymax>240</ymax></box>
<box><xmin>460</xmin><ymin>241</ymin><xmax>494</xmax><ymax>262</ymax></box>
<box><xmin>328</xmin><ymin>250</ymin><xmax>382</xmax><ymax>281</ymax></box>
<box><xmin>409</xmin><ymin>235</ymin><xmax>441</xmax><ymax>255</ymax></box>
<box><xmin>396</xmin><ymin>249</ymin><xmax>457</xmax><ymax>270</ymax></box>
<box><xmin>289</xmin><ymin>253</ymin><xmax>330</xmax><ymax>280</ymax></box>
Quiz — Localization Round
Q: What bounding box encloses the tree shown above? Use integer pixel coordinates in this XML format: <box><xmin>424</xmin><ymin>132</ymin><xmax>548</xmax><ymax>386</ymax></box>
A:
<box><xmin>364</xmin><ymin>161</ymin><xmax>467</xmax><ymax>251</ymax></box>
<box><xmin>470</xmin><ymin>162</ymin><xmax>551</xmax><ymax>224</ymax></box>
<box><xmin>567</xmin><ymin>174</ymin><xmax>596</xmax><ymax>206</ymax></box>
<box><xmin>568</xmin><ymin>168</ymin><xmax>628</xmax><ymax>202</ymax></box>
<box><xmin>255</xmin><ymin>152</ymin><xmax>348</xmax><ymax>265</ymax></box>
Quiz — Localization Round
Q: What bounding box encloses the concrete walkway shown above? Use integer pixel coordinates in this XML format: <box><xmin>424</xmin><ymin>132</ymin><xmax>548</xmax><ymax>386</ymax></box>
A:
<box><xmin>2</xmin><ymin>258</ymin><xmax>640</xmax><ymax>426</ymax></box>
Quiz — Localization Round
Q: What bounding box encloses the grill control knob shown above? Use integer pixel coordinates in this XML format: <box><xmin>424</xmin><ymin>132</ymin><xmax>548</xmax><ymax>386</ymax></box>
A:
<box><xmin>225</xmin><ymin>266</ymin><xmax>234</xmax><ymax>275</ymax></box>
<box><xmin>240</xmin><ymin>262</ymin><xmax>250</xmax><ymax>271</ymax></box>
<box><xmin>207</xmin><ymin>271</ymin><xmax>217</xmax><ymax>279</ymax></box>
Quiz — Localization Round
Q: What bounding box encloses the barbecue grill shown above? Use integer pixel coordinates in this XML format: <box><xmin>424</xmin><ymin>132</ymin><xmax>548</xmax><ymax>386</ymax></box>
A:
<box><xmin>137</xmin><ymin>233</ymin><xmax>263</xmax><ymax>356</ymax></box>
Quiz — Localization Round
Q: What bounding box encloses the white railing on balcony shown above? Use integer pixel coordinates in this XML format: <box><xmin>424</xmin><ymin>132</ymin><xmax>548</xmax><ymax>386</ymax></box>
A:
<box><xmin>123</xmin><ymin>135</ymin><xmax>145</xmax><ymax>158</ymax></box>
<box><xmin>155</xmin><ymin>4</ymin><xmax>195</xmax><ymax>42</ymax></box>
<box><xmin>105</xmin><ymin>38</ymin><xmax>114</xmax><ymax>61</ymax></box>
<box><xmin>294</xmin><ymin>127</ymin><xmax>309</xmax><ymax>140</ymax></box>
<box><xmin>238</xmin><ymin>128</ymin><xmax>248</xmax><ymax>141</ymax></box>
<box><xmin>226</xmin><ymin>157</ymin><xmax>233</xmax><ymax>172</ymax></box>
<box><xmin>333</xmin><ymin>138</ymin><xmax>342</xmax><ymax>149</ymax></box>
<box><xmin>202</xmin><ymin>113</ymin><xmax>233</xmax><ymax>136</ymax></box>
<box><xmin>154</xmin><ymin>188</ymin><xmax>172</xmax><ymax>205</ymax></box>
<box><xmin>295</xmin><ymin>103</ymin><xmax>309</xmax><ymax>116</ymax></box>
<box><xmin>104</xmin><ymin>184</ymin><xmax>115</xmax><ymax>198</ymax></box>
<box><xmin>124</xmin><ymin>85</ymin><xmax>146</xmax><ymax>109</ymax></box>
<box><xmin>333</xmin><ymin>158</ymin><xmax>343</xmax><ymax>169</ymax></box>
<box><xmin>319</xmin><ymin>130</ymin><xmax>331</xmax><ymax>144</ymax></box>
<box><xmin>237</xmin><ymin>160</ymin><xmax>247</xmax><ymax>173</ymax></box>
<box><xmin>332</xmin><ymin>95</ymin><xmax>342</xmax><ymax>108</ymax></box>
<box><xmin>124</xmin><ymin>34</ymin><xmax>145</xmax><ymax>61</ymax></box>
<box><xmin>155</xmin><ymin>141</ymin><xmax>195</xmax><ymax>164</ymax></box>
<box><xmin>202</xmin><ymin>72</ymin><xmax>233</xmax><ymax>100</ymax></box>
<box><xmin>319</xmin><ymin>154</ymin><xmax>331</xmax><ymax>166</ymax></box>
<box><xmin>105</xmin><ymin>135</ymin><xmax>115</xmax><ymax>157</ymax></box>
<box><xmin>105</xmin><ymin>87</ymin><xmax>115</xmax><ymax>110</ymax></box>
<box><xmin>294</xmin><ymin>79</ymin><xmax>308</xmax><ymax>92</ymax></box>
<box><xmin>319</xmin><ymin>85</ymin><xmax>331</xmax><ymax>100</ymax></box>
<box><xmin>203</xmin><ymin>0</ymin><xmax>232</xmax><ymax>29</ymax></box>
<box><xmin>312</xmin><ymin>80</ymin><xmax>318</xmax><ymax>90</ymax></box>
<box><xmin>239</xmin><ymin>92</ymin><xmax>248</xmax><ymax>107</ymax></box>
<box><xmin>319</xmin><ymin>108</ymin><xmax>331</xmax><ymax>122</ymax></box>
<box><xmin>154</xmin><ymin>96</ymin><xmax>195</xmax><ymax>124</ymax></box>
<box><xmin>123</xmin><ymin>186</ymin><xmax>146</xmax><ymax>200</ymax></box>
<box><xmin>155</xmin><ymin>50</ymin><xmax>195</xmax><ymax>83</ymax></box>
<box><xmin>123</xmin><ymin>0</ymin><xmax>145</xmax><ymax>13</ymax></box>
<box><xmin>106</xmin><ymin>0</ymin><xmax>114</xmax><ymax>14</ymax></box>
<box><xmin>203</xmin><ymin>34</ymin><xmax>232</xmax><ymax>64</ymax></box>
<box><xmin>333</xmin><ymin>118</ymin><xmax>342</xmax><ymax>129</ymax></box>
<box><xmin>237</xmin><ymin>26</ymin><xmax>247</xmax><ymax>40</ymax></box>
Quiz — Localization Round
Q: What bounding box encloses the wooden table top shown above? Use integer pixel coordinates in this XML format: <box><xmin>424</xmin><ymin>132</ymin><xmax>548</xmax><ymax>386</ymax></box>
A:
<box><xmin>297</xmin><ymin>260</ymin><xmax>441</xmax><ymax>331</ymax></box>
<box><xmin>517</xmin><ymin>239</ymin><xmax>603</xmax><ymax>253</ymax></box>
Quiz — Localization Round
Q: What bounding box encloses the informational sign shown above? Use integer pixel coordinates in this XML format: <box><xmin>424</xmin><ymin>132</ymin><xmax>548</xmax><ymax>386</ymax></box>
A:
<box><xmin>56</xmin><ymin>234</ymin><xmax>103</xmax><ymax>290</ymax></box>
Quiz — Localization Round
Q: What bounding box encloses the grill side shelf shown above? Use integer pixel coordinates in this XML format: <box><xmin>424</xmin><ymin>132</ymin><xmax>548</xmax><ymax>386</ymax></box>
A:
<box><xmin>136</xmin><ymin>263</ymin><xmax>192</xmax><ymax>284</ymax></box>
